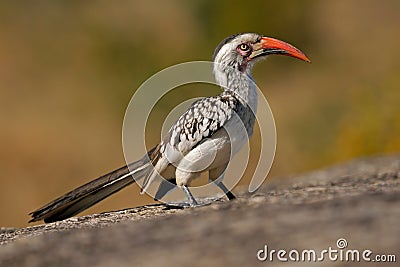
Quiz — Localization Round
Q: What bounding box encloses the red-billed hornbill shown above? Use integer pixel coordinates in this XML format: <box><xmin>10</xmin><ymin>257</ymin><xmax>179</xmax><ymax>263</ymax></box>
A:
<box><xmin>30</xmin><ymin>33</ymin><xmax>310</xmax><ymax>223</ymax></box>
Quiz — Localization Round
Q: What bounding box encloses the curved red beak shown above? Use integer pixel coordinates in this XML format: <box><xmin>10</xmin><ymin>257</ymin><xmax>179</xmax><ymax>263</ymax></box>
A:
<box><xmin>251</xmin><ymin>37</ymin><xmax>311</xmax><ymax>63</ymax></box>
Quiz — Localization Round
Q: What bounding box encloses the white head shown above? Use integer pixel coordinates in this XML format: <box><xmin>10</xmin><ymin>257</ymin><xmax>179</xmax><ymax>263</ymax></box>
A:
<box><xmin>212</xmin><ymin>33</ymin><xmax>310</xmax><ymax>84</ymax></box>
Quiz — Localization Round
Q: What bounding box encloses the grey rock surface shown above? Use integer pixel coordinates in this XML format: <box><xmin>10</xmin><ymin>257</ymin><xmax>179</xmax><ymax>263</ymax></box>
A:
<box><xmin>1</xmin><ymin>155</ymin><xmax>399</xmax><ymax>266</ymax></box>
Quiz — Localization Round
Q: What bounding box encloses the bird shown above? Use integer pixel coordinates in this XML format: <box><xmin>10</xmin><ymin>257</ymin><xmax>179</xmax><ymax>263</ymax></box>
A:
<box><xmin>29</xmin><ymin>33</ymin><xmax>310</xmax><ymax>223</ymax></box>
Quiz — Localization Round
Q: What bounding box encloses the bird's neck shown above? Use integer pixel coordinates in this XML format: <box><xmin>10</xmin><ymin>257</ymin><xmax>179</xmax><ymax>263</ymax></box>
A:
<box><xmin>214</xmin><ymin>67</ymin><xmax>258</xmax><ymax>112</ymax></box>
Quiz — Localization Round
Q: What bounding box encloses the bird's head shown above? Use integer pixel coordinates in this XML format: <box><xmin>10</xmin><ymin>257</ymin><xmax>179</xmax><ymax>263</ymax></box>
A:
<box><xmin>213</xmin><ymin>33</ymin><xmax>310</xmax><ymax>75</ymax></box>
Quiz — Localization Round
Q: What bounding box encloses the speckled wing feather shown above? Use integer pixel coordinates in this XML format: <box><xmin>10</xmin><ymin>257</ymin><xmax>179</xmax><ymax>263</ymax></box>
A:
<box><xmin>141</xmin><ymin>92</ymin><xmax>240</xmax><ymax>191</ymax></box>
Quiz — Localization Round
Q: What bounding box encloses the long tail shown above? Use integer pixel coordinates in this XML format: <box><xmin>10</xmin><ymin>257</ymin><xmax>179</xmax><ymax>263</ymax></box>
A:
<box><xmin>29</xmin><ymin>148</ymin><xmax>155</xmax><ymax>223</ymax></box>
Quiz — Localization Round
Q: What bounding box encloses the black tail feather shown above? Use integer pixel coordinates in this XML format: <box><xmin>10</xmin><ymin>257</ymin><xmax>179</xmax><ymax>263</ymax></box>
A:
<box><xmin>29</xmin><ymin>149</ymin><xmax>154</xmax><ymax>223</ymax></box>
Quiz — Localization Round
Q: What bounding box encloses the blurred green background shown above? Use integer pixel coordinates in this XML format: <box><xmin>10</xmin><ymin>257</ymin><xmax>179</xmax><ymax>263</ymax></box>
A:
<box><xmin>1</xmin><ymin>0</ymin><xmax>399</xmax><ymax>227</ymax></box>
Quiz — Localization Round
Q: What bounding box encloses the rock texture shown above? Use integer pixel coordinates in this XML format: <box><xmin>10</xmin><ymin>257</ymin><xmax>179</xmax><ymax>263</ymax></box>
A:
<box><xmin>1</xmin><ymin>155</ymin><xmax>399</xmax><ymax>267</ymax></box>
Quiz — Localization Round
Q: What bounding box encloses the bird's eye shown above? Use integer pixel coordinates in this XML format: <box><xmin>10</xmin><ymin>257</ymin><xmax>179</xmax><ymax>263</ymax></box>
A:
<box><xmin>239</xmin><ymin>43</ymin><xmax>250</xmax><ymax>51</ymax></box>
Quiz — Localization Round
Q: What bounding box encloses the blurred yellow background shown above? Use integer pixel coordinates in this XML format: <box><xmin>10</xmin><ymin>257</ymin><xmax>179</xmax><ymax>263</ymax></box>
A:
<box><xmin>1</xmin><ymin>1</ymin><xmax>399</xmax><ymax>227</ymax></box>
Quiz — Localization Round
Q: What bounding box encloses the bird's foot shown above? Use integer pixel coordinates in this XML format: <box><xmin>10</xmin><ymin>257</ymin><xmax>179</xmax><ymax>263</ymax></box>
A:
<box><xmin>167</xmin><ymin>201</ymin><xmax>212</xmax><ymax>208</ymax></box>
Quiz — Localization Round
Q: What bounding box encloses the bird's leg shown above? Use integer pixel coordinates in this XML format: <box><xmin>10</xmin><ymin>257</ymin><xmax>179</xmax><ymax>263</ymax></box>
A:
<box><xmin>154</xmin><ymin>178</ymin><xmax>177</xmax><ymax>201</ymax></box>
<box><xmin>209</xmin><ymin>166</ymin><xmax>236</xmax><ymax>200</ymax></box>
<box><xmin>182</xmin><ymin>185</ymin><xmax>198</xmax><ymax>206</ymax></box>
<box><xmin>214</xmin><ymin>181</ymin><xmax>236</xmax><ymax>200</ymax></box>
